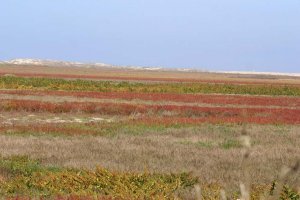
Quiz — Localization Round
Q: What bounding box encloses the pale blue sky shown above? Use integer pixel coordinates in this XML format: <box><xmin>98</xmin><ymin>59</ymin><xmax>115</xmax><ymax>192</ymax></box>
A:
<box><xmin>1</xmin><ymin>0</ymin><xmax>299</xmax><ymax>72</ymax></box>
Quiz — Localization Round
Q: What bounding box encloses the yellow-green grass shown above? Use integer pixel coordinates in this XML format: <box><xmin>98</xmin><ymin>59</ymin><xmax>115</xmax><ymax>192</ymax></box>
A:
<box><xmin>0</xmin><ymin>156</ymin><xmax>299</xmax><ymax>199</ymax></box>
<box><xmin>1</xmin><ymin>76</ymin><xmax>300</xmax><ymax>96</ymax></box>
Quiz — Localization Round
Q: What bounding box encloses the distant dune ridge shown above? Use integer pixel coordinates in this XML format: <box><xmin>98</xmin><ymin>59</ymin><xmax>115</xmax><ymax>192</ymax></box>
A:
<box><xmin>0</xmin><ymin>58</ymin><xmax>300</xmax><ymax>77</ymax></box>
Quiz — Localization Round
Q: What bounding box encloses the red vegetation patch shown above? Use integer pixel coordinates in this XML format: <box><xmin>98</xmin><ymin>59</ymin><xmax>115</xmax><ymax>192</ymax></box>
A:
<box><xmin>1</xmin><ymin>90</ymin><xmax>300</xmax><ymax>108</ymax></box>
<box><xmin>1</xmin><ymin>99</ymin><xmax>299</xmax><ymax>124</ymax></box>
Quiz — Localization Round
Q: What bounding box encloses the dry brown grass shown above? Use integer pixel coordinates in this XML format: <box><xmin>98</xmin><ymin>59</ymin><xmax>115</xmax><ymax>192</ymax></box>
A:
<box><xmin>0</xmin><ymin>124</ymin><xmax>299</xmax><ymax>190</ymax></box>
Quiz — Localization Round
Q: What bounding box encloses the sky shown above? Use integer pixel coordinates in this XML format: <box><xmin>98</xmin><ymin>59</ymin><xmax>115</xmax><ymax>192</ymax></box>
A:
<box><xmin>0</xmin><ymin>0</ymin><xmax>299</xmax><ymax>73</ymax></box>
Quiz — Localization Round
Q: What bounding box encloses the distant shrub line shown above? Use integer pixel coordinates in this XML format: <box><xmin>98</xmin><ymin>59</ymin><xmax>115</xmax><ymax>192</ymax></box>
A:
<box><xmin>1</xmin><ymin>76</ymin><xmax>300</xmax><ymax>96</ymax></box>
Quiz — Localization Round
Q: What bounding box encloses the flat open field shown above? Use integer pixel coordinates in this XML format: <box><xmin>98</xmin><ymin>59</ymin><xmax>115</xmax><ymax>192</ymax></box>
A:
<box><xmin>1</xmin><ymin>63</ymin><xmax>300</xmax><ymax>85</ymax></box>
<box><xmin>0</xmin><ymin>65</ymin><xmax>299</xmax><ymax>199</ymax></box>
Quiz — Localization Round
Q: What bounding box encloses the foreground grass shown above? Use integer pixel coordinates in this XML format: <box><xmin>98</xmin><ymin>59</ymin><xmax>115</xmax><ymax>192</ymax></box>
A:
<box><xmin>0</xmin><ymin>156</ymin><xmax>299</xmax><ymax>199</ymax></box>
<box><xmin>1</xmin><ymin>76</ymin><xmax>300</xmax><ymax>96</ymax></box>
<box><xmin>0</xmin><ymin>156</ymin><xmax>197</xmax><ymax>199</ymax></box>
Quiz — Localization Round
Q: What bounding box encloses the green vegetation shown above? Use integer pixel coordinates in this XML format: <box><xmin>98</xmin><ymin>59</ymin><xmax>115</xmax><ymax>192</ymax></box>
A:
<box><xmin>0</xmin><ymin>156</ymin><xmax>197</xmax><ymax>198</ymax></box>
<box><xmin>180</xmin><ymin>139</ymin><xmax>243</xmax><ymax>149</ymax></box>
<box><xmin>1</xmin><ymin>76</ymin><xmax>300</xmax><ymax>96</ymax></box>
<box><xmin>195</xmin><ymin>141</ymin><xmax>214</xmax><ymax>148</ymax></box>
<box><xmin>0</xmin><ymin>156</ymin><xmax>299</xmax><ymax>199</ymax></box>
<box><xmin>221</xmin><ymin>139</ymin><xmax>242</xmax><ymax>149</ymax></box>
